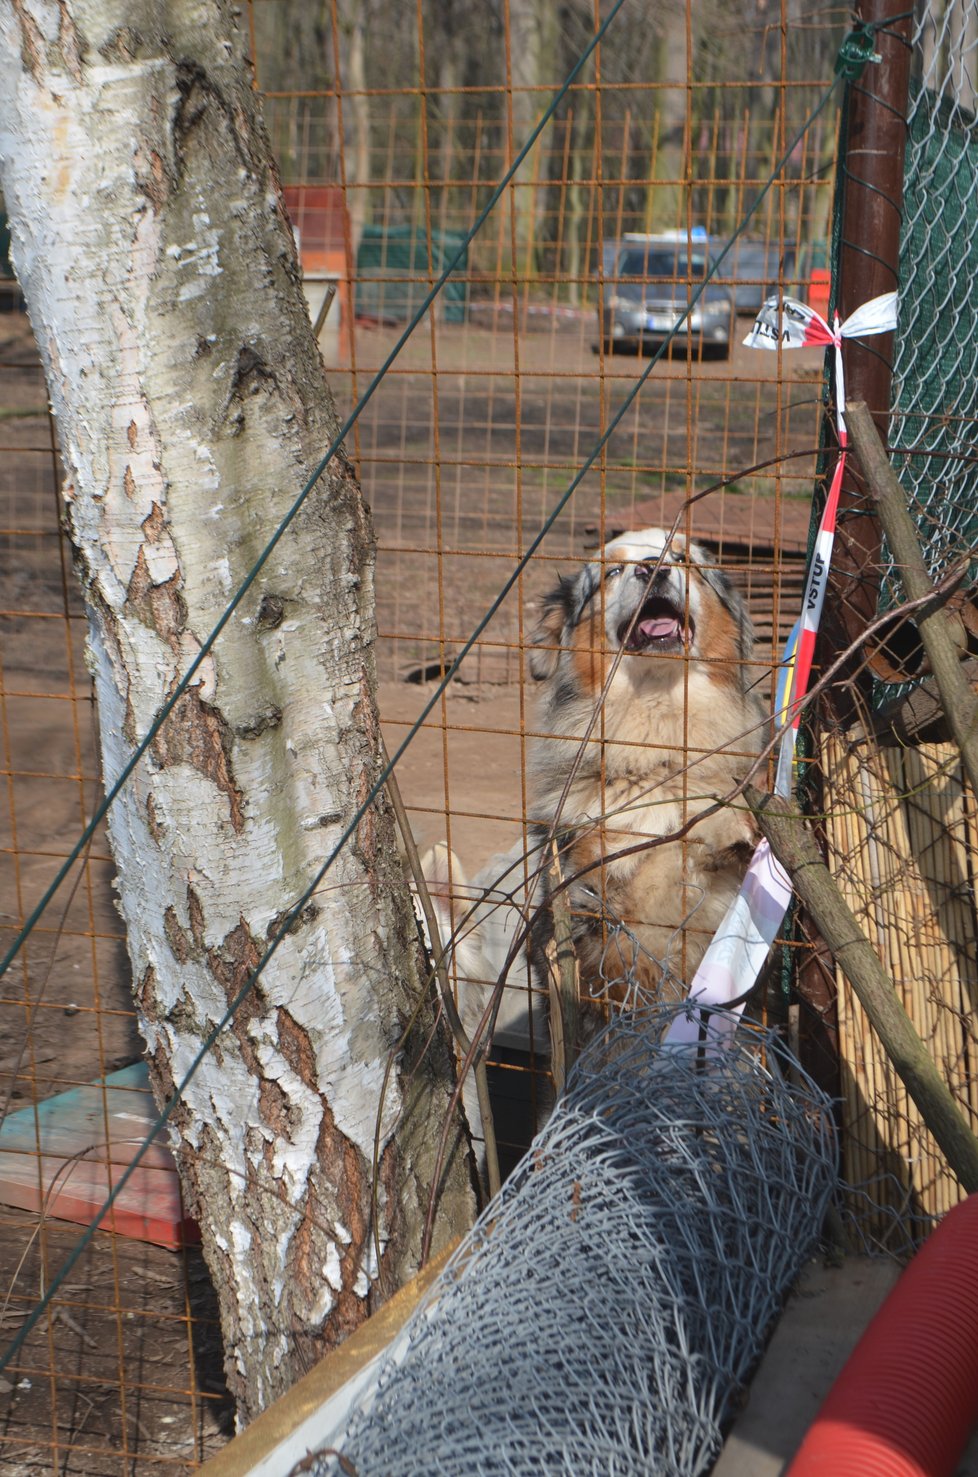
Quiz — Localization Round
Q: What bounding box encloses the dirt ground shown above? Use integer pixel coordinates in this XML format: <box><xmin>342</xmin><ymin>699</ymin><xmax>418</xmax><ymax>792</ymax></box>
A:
<box><xmin>0</xmin><ymin>298</ymin><xmax>823</xmax><ymax>1473</ymax></box>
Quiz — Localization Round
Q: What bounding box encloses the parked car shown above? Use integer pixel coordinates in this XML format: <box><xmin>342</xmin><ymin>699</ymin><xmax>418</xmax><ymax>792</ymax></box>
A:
<box><xmin>708</xmin><ymin>235</ymin><xmax>799</xmax><ymax>315</ymax></box>
<box><xmin>596</xmin><ymin>235</ymin><xmax>735</xmax><ymax>359</ymax></box>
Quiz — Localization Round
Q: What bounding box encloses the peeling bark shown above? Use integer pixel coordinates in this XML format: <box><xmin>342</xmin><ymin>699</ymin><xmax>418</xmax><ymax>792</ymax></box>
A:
<box><xmin>0</xmin><ymin>0</ymin><xmax>476</xmax><ymax>1422</ymax></box>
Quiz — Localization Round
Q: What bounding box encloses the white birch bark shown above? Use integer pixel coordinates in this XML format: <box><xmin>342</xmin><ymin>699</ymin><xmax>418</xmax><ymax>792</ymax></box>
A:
<box><xmin>0</xmin><ymin>0</ymin><xmax>475</xmax><ymax>1421</ymax></box>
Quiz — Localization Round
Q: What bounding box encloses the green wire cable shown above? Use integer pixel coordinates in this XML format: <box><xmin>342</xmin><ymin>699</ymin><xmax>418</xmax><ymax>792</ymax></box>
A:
<box><xmin>1</xmin><ymin>26</ymin><xmax>866</xmax><ymax>1377</ymax></box>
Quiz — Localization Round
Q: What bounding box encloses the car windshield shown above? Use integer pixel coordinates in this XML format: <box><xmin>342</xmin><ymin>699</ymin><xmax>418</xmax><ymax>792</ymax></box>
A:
<box><xmin>619</xmin><ymin>248</ymin><xmax>709</xmax><ymax>279</ymax></box>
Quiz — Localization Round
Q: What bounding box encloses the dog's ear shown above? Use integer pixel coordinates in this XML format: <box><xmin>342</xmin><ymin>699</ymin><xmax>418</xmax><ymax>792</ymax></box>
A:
<box><xmin>696</xmin><ymin>548</ymin><xmax>755</xmax><ymax>668</ymax></box>
<box><xmin>528</xmin><ymin>577</ymin><xmax>574</xmax><ymax>681</ymax></box>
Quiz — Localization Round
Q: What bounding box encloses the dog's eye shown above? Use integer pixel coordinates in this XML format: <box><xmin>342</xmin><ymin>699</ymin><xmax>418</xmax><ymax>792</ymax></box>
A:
<box><xmin>603</xmin><ymin>564</ymin><xmax>623</xmax><ymax>582</ymax></box>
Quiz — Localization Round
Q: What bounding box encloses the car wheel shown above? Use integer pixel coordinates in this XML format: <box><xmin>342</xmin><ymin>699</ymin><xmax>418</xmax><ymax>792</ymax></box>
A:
<box><xmin>700</xmin><ymin>341</ymin><xmax>729</xmax><ymax>362</ymax></box>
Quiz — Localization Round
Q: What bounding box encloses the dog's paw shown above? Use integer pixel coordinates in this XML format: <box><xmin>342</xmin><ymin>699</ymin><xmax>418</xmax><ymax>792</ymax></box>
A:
<box><xmin>418</xmin><ymin>841</ymin><xmax>467</xmax><ymax>904</ymax></box>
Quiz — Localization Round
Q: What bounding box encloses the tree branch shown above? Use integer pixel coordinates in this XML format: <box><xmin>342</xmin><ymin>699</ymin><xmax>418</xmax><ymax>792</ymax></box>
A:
<box><xmin>381</xmin><ymin>741</ymin><xmax>500</xmax><ymax>1203</ymax></box>
<box><xmin>847</xmin><ymin>400</ymin><xmax>978</xmax><ymax>794</ymax></box>
<box><xmin>747</xmin><ymin>785</ymin><xmax>978</xmax><ymax>1193</ymax></box>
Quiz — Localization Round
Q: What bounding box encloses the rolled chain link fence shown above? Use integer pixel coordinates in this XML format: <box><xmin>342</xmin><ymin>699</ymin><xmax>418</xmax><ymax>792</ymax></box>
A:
<box><xmin>306</xmin><ymin>987</ymin><xmax>836</xmax><ymax>1477</ymax></box>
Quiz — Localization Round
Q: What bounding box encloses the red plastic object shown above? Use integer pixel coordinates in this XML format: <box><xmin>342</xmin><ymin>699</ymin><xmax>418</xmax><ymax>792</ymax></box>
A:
<box><xmin>281</xmin><ymin>184</ymin><xmax>353</xmax><ymax>355</ymax></box>
<box><xmin>0</xmin><ymin>1062</ymin><xmax>198</xmax><ymax>1250</ymax></box>
<box><xmin>808</xmin><ymin>267</ymin><xmax>831</xmax><ymax>321</ymax></box>
<box><xmin>786</xmin><ymin>1194</ymin><xmax>978</xmax><ymax>1476</ymax></box>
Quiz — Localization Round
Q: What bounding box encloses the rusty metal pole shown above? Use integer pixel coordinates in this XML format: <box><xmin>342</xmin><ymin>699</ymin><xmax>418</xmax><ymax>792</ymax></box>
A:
<box><xmin>795</xmin><ymin>6</ymin><xmax>914</xmax><ymax>1098</ymax></box>
<box><xmin>825</xmin><ymin>3</ymin><xmax>915</xmax><ymax>694</ymax></box>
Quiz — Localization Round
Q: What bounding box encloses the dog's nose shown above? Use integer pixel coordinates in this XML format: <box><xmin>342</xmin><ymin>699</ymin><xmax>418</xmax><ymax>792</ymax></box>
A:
<box><xmin>634</xmin><ymin>562</ymin><xmax>666</xmax><ymax>584</ymax></box>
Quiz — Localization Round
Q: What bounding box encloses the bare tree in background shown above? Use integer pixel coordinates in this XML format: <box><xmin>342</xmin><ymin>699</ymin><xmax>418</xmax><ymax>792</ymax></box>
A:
<box><xmin>252</xmin><ymin>0</ymin><xmax>822</xmax><ymax>294</ymax></box>
<box><xmin>0</xmin><ymin>0</ymin><xmax>476</xmax><ymax>1424</ymax></box>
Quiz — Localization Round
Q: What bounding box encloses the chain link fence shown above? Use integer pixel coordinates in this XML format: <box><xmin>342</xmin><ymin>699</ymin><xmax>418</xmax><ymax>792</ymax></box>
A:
<box><xmin>308</xmin><ymin>1001</ymin><xmax>836</xmax><ymax>1477</ymax></box>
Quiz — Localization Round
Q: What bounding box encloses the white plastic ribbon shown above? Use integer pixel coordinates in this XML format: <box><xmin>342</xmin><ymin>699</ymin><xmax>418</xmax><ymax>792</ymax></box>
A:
<box><xmin>663</xmin><ymin>839</ymin><xmax>793</xmax><ymax>1047</ymax></box>
<box><xmin>742</xmin><ymin>290</ymin><xmax>897</xmax><ymax>351</ymax></box>
<box><xmin>743</xmin><ymin>291</ymin><xmax>897</xmax><ymax>433</ymax></box>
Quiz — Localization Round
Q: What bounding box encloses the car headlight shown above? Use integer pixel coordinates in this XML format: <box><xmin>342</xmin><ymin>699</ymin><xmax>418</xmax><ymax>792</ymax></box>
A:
<box><xmin>699</xmin><ymin>298</ymin><xmax>730</xmax><ymax>317</ymax></box>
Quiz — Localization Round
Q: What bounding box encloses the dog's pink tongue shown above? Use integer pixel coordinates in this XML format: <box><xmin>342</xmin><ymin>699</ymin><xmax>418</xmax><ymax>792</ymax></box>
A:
<box><xmin>638</xmin><ymin>616</ymin><xmax>681</xmax><ymax>641</ymax></box>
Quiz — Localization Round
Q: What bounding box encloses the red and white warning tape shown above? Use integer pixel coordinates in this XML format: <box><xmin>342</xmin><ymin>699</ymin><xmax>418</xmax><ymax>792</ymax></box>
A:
<box><xmin>665</xmin><ymin>291</ymin><xmax>897</xmax><ymax>1046</ymax></box>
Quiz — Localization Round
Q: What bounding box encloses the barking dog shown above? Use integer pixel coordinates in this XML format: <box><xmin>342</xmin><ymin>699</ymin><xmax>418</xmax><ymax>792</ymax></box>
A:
<box><xmin>423</xmin><ymin>526</ymin><xmax>765</xmax><ymax>1062</ymax></box>
<box><xmin>527</xmin><ymin>526</ymin><xmax>764</xmax><ymax>1005</ymax></box>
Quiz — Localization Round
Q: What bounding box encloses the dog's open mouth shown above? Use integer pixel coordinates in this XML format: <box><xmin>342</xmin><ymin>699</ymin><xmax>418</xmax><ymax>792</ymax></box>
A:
<box><xmin>618</xmin><ymin>595</ymin><xmax>692</xmax><ymax>652</ymax></box>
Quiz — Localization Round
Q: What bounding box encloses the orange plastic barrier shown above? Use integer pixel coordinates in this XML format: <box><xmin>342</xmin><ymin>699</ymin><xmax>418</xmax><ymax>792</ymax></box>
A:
<box><xmin>281</xmin><ymin>185</ymin><xmax>353</xmax><ymax>358</ymax></box>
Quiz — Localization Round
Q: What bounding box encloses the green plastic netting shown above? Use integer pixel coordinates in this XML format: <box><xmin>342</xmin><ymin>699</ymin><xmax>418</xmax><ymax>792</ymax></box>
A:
<box><xmin>889</xmin><ymin>88</ymin><xmax>978</xmax><ymax>600</ymax></box>
<box><xmin>880</xmin><ymin>10</ymin><xmax>978</xmax><ymax>699</ymax></box>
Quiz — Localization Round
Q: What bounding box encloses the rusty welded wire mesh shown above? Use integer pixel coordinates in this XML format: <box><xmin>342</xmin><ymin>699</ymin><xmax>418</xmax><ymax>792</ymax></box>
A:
<box><xmin>4</xmin><ymin>0</ymin><xmax>976</xmax><ymax>1472</ymax></box>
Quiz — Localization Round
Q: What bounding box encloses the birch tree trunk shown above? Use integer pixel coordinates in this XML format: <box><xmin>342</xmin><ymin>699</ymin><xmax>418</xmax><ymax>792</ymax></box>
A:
<box><xmin>0</xmin><ymin>0</ymin><xmax>476</xmax><ymax>1422</ymax></box>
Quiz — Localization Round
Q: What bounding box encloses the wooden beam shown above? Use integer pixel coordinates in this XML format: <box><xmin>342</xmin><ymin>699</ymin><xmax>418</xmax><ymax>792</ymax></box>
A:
<box><xmin>199</xmin><ymin>1241</ymin><xmax>459</xmax><ymax>1476</ymax></box>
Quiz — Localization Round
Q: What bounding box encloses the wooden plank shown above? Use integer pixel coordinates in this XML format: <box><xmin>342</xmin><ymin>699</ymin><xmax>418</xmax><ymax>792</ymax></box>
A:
<box><xmin>0</xmin><ymin>1062</ymin><xmax>197</xmax><ymax>1250</ymax></box>
<box><xmin>199</xmin><ymin>1240</ymin><xmax>461</xmax><ymax>1477</ymax></box>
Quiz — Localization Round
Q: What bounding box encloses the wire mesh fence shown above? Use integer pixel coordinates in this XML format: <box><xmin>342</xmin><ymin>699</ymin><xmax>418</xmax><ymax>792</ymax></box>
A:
<box><xmin>1</xmin><ymin>0</ymin><xmax>976</xmax><ymax>1471</ymax></box>
<box><xmin>813</xmin><ymin>0</ymin><xmax>978</xmax><ymax>1238</ymax></box>
<box><xmin>886</xmin><ymin>19</ymin><xmax>978</xmax><ymax>652</ymax></box>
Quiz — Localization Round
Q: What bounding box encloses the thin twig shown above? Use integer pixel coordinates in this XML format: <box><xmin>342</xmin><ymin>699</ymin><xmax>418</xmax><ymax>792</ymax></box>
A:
<box><xmin>382</xmin><ymin>738</ymin><xmax>501</xmax><ymax>1201</ymax></box>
